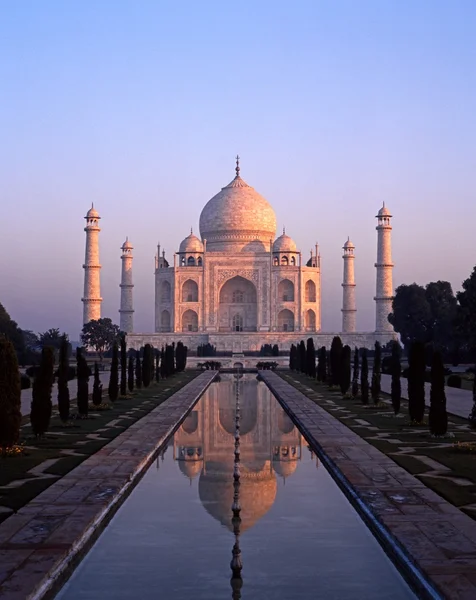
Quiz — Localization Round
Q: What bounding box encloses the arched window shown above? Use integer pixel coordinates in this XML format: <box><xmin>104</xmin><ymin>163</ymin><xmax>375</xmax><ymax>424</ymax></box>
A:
<box><xmin>305</xmin><ymin>309</ymin><xmax>316</xmax><ymax>331</ymax></box>
<box><xmin>161</xmin><ymin>310</ymin><xmax>171</xmax><ymax>332</ymax></box>
<box><xmin>187</xmin><ymin>256</ymin><xmax>195</xmax><ymax>266</ymax></box>
<box><xmin>305</xmin><ymin>280</ymin><xmax>316</xmax><ymax>302</ymax></box>
<box><xmin>290</xmin><ymin>256</ymin><xmax>296</xmax><ymax>266</ymax></box>
<box><xmin>182</xmin><ymin>309</ymin><xmax>198</xmax><ymax>332</ymax></box>
<box><xmin>278</xmin><ymin>279</ymin><xmax>294</xmax><ymax>302</ymax></box>
<box><xmin>181</xmin><ymin>257</ymin><xmax>186</xmax><ymax>266</ymax></box>
<box><xmin>273</xmin><ymin>257</ymin><xmax>279</xmax><ymax>266</ymax></box>
<box><xmin>161</xmin><ymin>280</ymin><xmax>171</xmax><ymax>302</ymax></box>
<box><xmin>182</xmin><ymin>279</ymin><xmax>198</xmax><ymax>302</ymax></box>
<box><xmin>232</xmin><ymin>290</ymin><xmax>244</xmax><ymax>303</ymax></box>
<box><xmin>197</xmin><ymin>257</ymin><xmax>203</xmax><ymax>266</ymax></box>
<box><xmin>277</xmin><ymin>309</ymin><xmax>294</xmax><ymax>332</ymax></box>
<box><xmin>281</xmin><ymin>256</ymin><xmax>289</xmax><ymax>266</ymax></box>
<box><xmin>232</xmin><ymin>314</ymin><xmax>243</xmax><ymax>332</ymax></box>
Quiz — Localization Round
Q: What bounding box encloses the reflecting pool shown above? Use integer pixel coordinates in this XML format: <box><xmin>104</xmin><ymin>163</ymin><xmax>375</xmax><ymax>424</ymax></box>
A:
<box><xmin>56</xmin><ymin>374</ymin><xmax>415</xmax><ymax>599</ymax></box>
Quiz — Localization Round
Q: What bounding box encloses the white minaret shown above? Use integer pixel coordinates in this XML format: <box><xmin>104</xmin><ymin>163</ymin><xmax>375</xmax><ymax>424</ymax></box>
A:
<box><xmin>82</xmin><ymin>205</ymin><xmax>102</xmax><ymax>324</ymax></box>
<box><xmin>341</xmin><ymin>237</ymin><xmax>356</xmax><ymax>333</ymax></box>
<box><xmin>119</xmin><ymin>238</ymin><xmax>134</xmax><ymax>333</ymax></box>
<box><xmin>374</xmin><ymin>203</ymin><xmax>394</xmax><ymax>333</ymax></box>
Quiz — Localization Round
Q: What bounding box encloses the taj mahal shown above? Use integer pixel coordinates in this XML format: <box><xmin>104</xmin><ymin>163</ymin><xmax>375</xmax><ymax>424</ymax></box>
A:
<box><xmin>82</xmin><ymin>157</ymin><xmax>396</xmax><ymax>352</ymax></box>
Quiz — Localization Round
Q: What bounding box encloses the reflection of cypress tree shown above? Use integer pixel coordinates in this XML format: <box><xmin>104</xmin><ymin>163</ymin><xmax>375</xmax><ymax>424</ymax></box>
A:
<box><xmin>127</xmin><ymin>355</ymin><xmax>134</xmax><ymax>393</ymax></box>
<box><xmin>371</xmin><ymin>342</ymin><xmax>382</xmax><ymax>405</ymax></box>
<box><xmin>330</xmin><ymin>336</ymin><xmax>343</xmax><ymax>387</ymax></box>
<box><xmin>306</xmin><ymin>338</ymin><xmax>316</xmax><ymax>378</ymax></box>
<box><xmin>351</xmin><ymin>347</ymin><xmax>359</xmax><ymax>398</ymax></box>
<box><xmin>429</xmin><ymin>351</ymin><xmax>447</xmax><ymax>436</ymax></box>
<box><xmin>408</xmin><ymin>341</ymin><xmax>426</xmax><ymax>423</ymax></box>
<box><xmin>108</xmin><ymin>342</ymin><xmax>119</xmax><ymax>402</ymax></box>
<box><xmin>31</xmin><ymin>347</ymin><xmax>54</xmax><ymax>437</ymax></box>
<box><xmin>0</xmin><ymin>338</ymin><xmax>22</xmax><ymax>449</ymax></box>
<box><xmin>92</xmin><ymin>363</ymin><xmax>103</xmax><ymax>406</ymax></box>
<box><xmin>361</xmin><ymin>349</ymin><xmax>369</xmax><ymax>405</ymax></box>
<box><xmin>76</xmin><ymin>348</ymin><xmax>89</xmax><ymax>418</ymax></box>
<box><xmin>391</xmin><ymin>342</ymin><xmax>401</xmax><ymax>415</ymax></box>
<box><xmin>120</xmin><ymin>335</ymin><xmax>127</xmax><ymax>396</ymax></box>
<box><xmin>57</xmin><ymin>335</ymin><xmax>70</xmax><ymax>422</ymax></box>
<box><xmin>340</xmin><ymin>345</ymin><xmax>351</xmax><ymax>396</ymax></box>
<box><xmin>135</xmin><ymin>350</ymin><xmax>142</xmax><ymax>389</ymax></box>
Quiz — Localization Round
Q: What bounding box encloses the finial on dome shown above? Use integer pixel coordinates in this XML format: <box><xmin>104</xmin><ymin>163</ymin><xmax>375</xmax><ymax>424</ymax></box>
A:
<box><xmin>190</xmin><ymin>227</ymin><xmax>193</xmax><ymax>235</ymax></box>
<box><xmin>283</xmin><ymin>226</ymin><xmax>286</xmax><ymax>235</ymax></box>
<box><xmin>235</xmin><ymin>154</ymin><xmax>240</xmax><ymax>177</ymax></box>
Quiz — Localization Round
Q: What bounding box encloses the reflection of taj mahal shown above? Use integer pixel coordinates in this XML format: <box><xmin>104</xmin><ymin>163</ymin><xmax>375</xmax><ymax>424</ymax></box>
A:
<box><xmin>173</xmin><ymin>376</ymin><xmax>305</xmax><ymax>531</ymax></box>
<box><xmin>82</xmin><ymin>157</ymin><xmax>397</xmax><ymax>350</ymax></box>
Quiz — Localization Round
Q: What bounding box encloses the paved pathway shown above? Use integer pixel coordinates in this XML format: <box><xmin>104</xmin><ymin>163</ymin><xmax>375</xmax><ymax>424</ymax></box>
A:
<box><xmin>21</xmin><ymin>372</ymin><xmax>111</xmax><ymax>416</ymax></box>
<box><xmin>381</xmin><ymin>374</ymin><xmax>473</xmax><ymax>420</ymax></box>
<box><xmin>261</xmin><ymin>371</ymin><xmax>476</xmax><ymax>600</ymax></box>
<box><xmin>0</xmin><ymin>371</ymin><xmax>216</xmax><ymax>600</ymax></box>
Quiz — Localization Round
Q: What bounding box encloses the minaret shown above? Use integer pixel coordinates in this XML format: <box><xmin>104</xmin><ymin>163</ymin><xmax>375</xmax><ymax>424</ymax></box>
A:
<box><xmin>374</xmin><ymin>203</ymin><xmax>394</xmax><ymax>333</ymax></box>
<box><xmin>119</xmin><ymin>238</ymin><xmax>134</xmax><ymax>333</ymax></box>
<box><xmin>82</xmin><ymin>205</ymin><xmax>102</xmax><ymax>324</ymax></box>
<box><xmin>341</xmin><ymin>237</ymin><xmax>356</xmax><ymax>333</ymax></box>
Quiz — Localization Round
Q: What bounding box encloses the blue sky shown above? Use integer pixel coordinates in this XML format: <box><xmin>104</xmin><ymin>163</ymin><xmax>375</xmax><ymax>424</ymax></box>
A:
<box><xmin>1</xmin><ymin>0</ymin><xmax>475</xmax><ymax>338</ymax></box>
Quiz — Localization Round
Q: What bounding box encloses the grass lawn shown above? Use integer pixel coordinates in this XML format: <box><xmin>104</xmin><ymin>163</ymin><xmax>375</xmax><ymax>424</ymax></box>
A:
<box><xmin>0</xmin><ymin>371</ymin><xmax>198</xmax><ymax>524</ymax></box>
<box><xmin>281</xmin><ymin>371</ymin><xmax>476</xmax><ymax>520</ymax></box>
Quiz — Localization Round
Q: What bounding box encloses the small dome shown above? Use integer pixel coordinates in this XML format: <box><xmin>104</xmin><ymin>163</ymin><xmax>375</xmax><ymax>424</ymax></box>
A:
<box><xmin>179</xmin><ymin>230</ymin><xmax>204</xmax><ymax>254</ymax></box>
<box><xmin>273</xmin><ymin>231</ymin><xmax>297</xmax><ymax>253</ymax></box>
<box><xmin>86</xmin><ymin>205</ymin><xmax>100</xmax><ymax>219</ymax></box>
<box><xmin>179</xmin><ymin>460</ymin><xmax>202</xmax><ymax>480</ymax></box>
<box><xmin>377</xmin><ymin>203</ymin><xmax>391</xmax><ymax>217</ymax></box>
<box><xmin>273</xmin><ymin>460</ymin><xmax>297</xmax><ymax>479</ymax></box>
<box><xmin>121</xmin><ymin>238</ymin><xmax>133</xmax><ymax>250</ymax></box>
<box><xmin>343</xmin><ymin>237</ymin><xmax>354</xmax><ymax>249</ymax></box>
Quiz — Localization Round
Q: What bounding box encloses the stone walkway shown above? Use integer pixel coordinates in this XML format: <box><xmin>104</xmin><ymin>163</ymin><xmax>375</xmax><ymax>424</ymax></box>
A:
<box><xmin>0</xmin><ymin>371</ymin><xmax>216</xmax><ymax>600</ymax></box>
<box><xmin>381</xmin><ymin>374</ymin><xmax>472</xmax><ymax>420</ymax></box>
<box><xmin>261</xmin><ymin>371</ymin><xmax>476</xmax><ymax>600</ymax></box>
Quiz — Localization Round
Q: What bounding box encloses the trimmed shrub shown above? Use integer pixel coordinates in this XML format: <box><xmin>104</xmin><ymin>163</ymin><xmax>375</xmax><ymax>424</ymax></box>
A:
<box><xmin>20</xmin><ymin>374</ymin><xmax>31</xmax><ymax>390</ymax></box>
<box><xmin>371</xmin><ymin>341</ymin><xmax>382</xmax><ymax>404</ymax></box>
<box><xmin>351</xmin><ymin>347</ymin><xmax>359</xmax><ymax>398</ymax></box>
<box><xmin>340</xmin><ymin>345</ymin><xmax>351</xmax><ymax>396</ymax></box>
<box><xmin>447</xmin><ymin>374</ymin><xmax>462</xmax><ymax>389</ymax></box>
<box><xmin>92</xmin><ymin>363</ymin><xmax>103</xmax><ymax>406</ymax></box>
<box><xmin>142</xmin><ymin>344</ymin><xmax>153</xmax><ymax>387</ymax></box>
<box><xmin>330</xmin><ymin>336</ymin><xmax>343</xmax><ymax>387</ymax></box>
<box><xmin>128</xmin><ymin>355</ymin><xmax>134</xmax><ymax>393</ymax></box>
<box><xmin>306</xmin><ymin>338</ymin><xmax>316</xmax><ymax>378</ymax></box>
<box><xmin>76</xmin><ymin>348</ymin><xmax>90</xmax><ymax>417</ymax></box>
<box><xmin>390</xmin><ymin>341</ymin><xmax>401</xmax><ymax>415</ymax></box>
<box><xmin>108</xmin><ymin>342</ymin><xmax>119</xmax><ymax>402</ymax></box>
<box><xmin>360</xmin><ymin>349</ymin><xmax>369</xmax><ymax>405</ymax></box>
<box><xmin>120</xmin><ymin>335</ymin><xmax>127</xmax><ymax>396</ymax></box>
<box><xmin>135</xmin><ymin>350</ymin><xmax>142</xmax><ymax>388</ymax></box>
<box><xmin>0</xmin><ymin>338</ymin><xmax>22</xmax><ymax>449</ymax></box>
<box><xmin>57</xmin><ymin>336</ymin><xmax>70</xmax><ymax>422</ymax></box>
<box><xmin>381</xmin><ymin>355</ymin><xmax>393</xmax><ymax>375</ymax></box>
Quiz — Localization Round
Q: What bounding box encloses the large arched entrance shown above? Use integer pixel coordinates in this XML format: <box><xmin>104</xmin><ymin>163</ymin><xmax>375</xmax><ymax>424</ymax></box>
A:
<box><xmin>218</xmin><ymin>276</ymin><xmax>258</xmax><ymax>332</ymax></box>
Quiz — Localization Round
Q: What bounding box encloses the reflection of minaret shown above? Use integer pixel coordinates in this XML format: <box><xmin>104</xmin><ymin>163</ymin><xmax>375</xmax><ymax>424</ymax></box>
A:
<box><xmin>119</xmin><ymin>238</ymin><xmax>134</xmax><ymax>333</ymax></box>
<box><xmin>82</xmin><ymin>205</ymin><xmax>102</xmax><ymax>324</ymax></box>
<box><xmin>230</xmin><ymin>372</ymin><xmax>243</xmax><ymax>599</ymax></box>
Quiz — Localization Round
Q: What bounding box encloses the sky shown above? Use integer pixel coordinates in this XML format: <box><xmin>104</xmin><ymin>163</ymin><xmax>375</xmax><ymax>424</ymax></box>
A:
<box><xmin>1</xmin><ymin>0</ymin><xmax>475</xmax><ymax>340</ymax></box>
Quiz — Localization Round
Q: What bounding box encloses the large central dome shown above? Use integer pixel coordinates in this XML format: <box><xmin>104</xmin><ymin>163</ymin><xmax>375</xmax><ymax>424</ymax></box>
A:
<box><xmin>199</xmin><ymin>160</ymin><xmax>277</xmax><ymax>252</ymax></box>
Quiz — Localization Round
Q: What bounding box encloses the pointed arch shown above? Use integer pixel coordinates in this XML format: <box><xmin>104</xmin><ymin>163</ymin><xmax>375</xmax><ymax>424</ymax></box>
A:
<box><xmin>305</xmin><ymin>309</ymin><xmax>316</xmax><ymax>331</ymax></box>
<box><xmin>278</xmin><ymin>309</ymin><xmax>294</xmax><ymax>332</ymax></box>
<box><xmin>305</xmin><ymin>280</ymin><xmax>316</xmax><ymax>302</ymax></box>
<box><xmin>182</xmin><ymin>309</ymin><xmax>198</xmax><ymax>332</ymax></box>
<box><xmin>278</xmin><ymin>279</ymin><xmax>294</xmax><ymax>302</ymax></box>
<box><xmin>161</xmin><ymin>280</ymin><xmax>171</xmax><ymax>302</ymax></box>
<box><xmin>182</xmin><ymin>279</ymin><xmax>198</xmax><ymax>302</ymax></box>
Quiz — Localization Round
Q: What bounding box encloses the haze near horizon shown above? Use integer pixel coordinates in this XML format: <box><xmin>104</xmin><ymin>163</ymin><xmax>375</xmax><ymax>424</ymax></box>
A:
<box><xmin>1</xmin><ymin>0</ymin><xmax>475</xmax><ymax>339</ymax></box>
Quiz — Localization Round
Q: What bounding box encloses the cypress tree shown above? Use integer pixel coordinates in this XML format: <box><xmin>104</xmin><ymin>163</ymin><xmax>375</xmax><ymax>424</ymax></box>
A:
<box><xmin>469</xmin><ymin>365</ymin><xmax>476</xmax><ymax>429</ymax></box>
<box><xmin>135</xmin><ymin>350</ymin><xmax>142</xmax><ymax>388</ymax></box>
<box><xmin>155</xmin><ymin>350</ymin><xmax>160</xmax><ymax>383</ymax></box>
<box><xmin>76</xmin><ymin>348</ymin><xmax>89</xmax><ymax>418</ymax></box>
<box><xmin>306</xmin><ymin>338</ymin><xmax>316</xmax><ymax>377</ymax></box>
<box><xmin>92</xmin><ymin>363</ymin><xmax>103</xmax><ymax>406</ymax></box>
<box><xmin>175</xmin><ymin>341</ymin><xmax>187</xmax><ymax>372</ymax></box>
<box><xmin>0</xmin><ymin>338</ymin><xmax>22</xmax><ymax>450</ymax></box>
<box><xmin>371</xmin><ymin>341</ymin><xmax>382</xmax><ymax>405</ymax></box>
<box><xmin>298</xmin><ymin>340</ymin><xmax>306</xmax><ymax>373</ymax></box>
<box><xmin>408</xmin><ymin>340</ymin><xmax>426</xmax><ymax>423</ymax></box>
<box><xmin>57</xmin><ymin>335</ymin><xmax>70</xmax><ymax>422</ymax></box>
<box><xmin>31</xmin><ymin>346</ymin><xmax>55</xmax><ymax>436</ymax></box>
<box><xmin>351</xmin><ymin>347</ymin><xmax>359</xmax><ymax>398</ymax></box>
<box><xmin>330</xmin><ymin>336</ymin><xmax>343</xmax><ymax>387</ymax></box>
<box><xmin>120</xmin><ymin>335</ymin><xmax>127</xmax><ymax>396</ymax></box>
<box><xmin>160</xmin><ymin>347</ymin><xmax>166</xmax><ymax>379</ymax></box>
<box><xmin>128</xmin><ymin>354</ymin><xmax>134</xmax><ymax>393</ymax></box>
<box><xmin>361</xmin><ymin>349</ymin><xmax>369</xmax><ymax>405</ymax></box>
<box><xmin>340</xmin><ymin>345</ymin><xmax>351</xmax><ymax>396</ymax></box>
<box><xmin>142</xmin><ymin>344</ymin><xmax>152</xmax><ymax>387</ymax></box>
<box><xmin>391</xmin><ymin>341</ymin><xmax>401</xmax><ymax>415</ymax></box>
<box><xmin>429</xmin><ymin>351</ymin><xmax>448</xmax><ymax>436</ymax></box>
<box><xmin>321</xmin><ymin>346</ymin><xmax>328</xmax><ymax>382</ymax></box>
<box><xmin>108</xmin><ymin>341</ymin><xmax>119</xmax><ymax>402</ymax></box>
